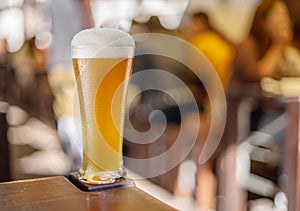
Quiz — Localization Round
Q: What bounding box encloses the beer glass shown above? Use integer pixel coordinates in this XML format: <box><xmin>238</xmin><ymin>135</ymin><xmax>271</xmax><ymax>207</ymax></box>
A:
<box><xmin>71</xmin><ymin>28</ymin><xmax>134</xmax><ymax>184</ymax></box>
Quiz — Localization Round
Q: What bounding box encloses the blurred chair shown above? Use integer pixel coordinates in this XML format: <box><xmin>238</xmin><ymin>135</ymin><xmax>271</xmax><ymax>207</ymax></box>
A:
<box><xmin>218</xmin><ymin>81</ymin><xmax>287</xmax><ymax>211</ymax></box>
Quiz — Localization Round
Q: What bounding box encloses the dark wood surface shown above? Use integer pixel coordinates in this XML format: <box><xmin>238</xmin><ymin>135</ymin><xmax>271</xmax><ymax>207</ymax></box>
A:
<box><xmin>217</xmin><ymin>97</ymin><xmax>247</xmax><ymax>211</ymax></box>
<box><xmin>0</xmin><ymin>176</ymin><xmax>176</xmax><ymax>211</ymax></box>
<box><xmin>0</xmin><ymin>112</ymin><xmax>10</xmax><ymax>182</ymax></box>
<box><xmin>284</xmin><ymin>98</ymin><xmax>300</xmax><ymax>211</ymax></box>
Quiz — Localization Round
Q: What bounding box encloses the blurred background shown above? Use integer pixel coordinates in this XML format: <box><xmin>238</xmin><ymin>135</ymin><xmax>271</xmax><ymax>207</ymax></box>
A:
<box><xmin>0</xmin><ymin>0</ymin><xmax>260</xmax><ymax>53</ymax></box>
<box><xmin>1</xmin><ymin>0</ymin><xmax>300</xmax><ymax>211</ymax></box>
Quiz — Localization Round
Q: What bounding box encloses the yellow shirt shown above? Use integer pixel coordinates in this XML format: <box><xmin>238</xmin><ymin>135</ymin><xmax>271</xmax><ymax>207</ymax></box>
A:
<box><xmin>191</xmin><ymin>31</ymin><xmax>234</xmax><ymax>90</ymax></box>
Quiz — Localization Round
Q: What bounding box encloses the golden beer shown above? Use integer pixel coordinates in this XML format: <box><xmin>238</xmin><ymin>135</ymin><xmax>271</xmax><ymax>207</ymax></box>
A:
<box><xmin>71</xmin><ymin>28</ymin><xmax>134</xmax><ymax>184</ymax></box>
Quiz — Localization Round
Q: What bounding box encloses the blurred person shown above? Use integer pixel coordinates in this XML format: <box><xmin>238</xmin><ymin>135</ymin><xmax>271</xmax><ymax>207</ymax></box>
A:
<box><xmin>47</xmin><ymin>0</ymin><xmax>94</xmax><ymax>171</ymax></box>
<box><xmin>287</xmin><ymin>1</ymin><xmax>300</xmax><ymax>50</ymax></box>
<box><xmin>179</xmin><ymin>11</ymin><xmax>235</xmax><ymax>209</ymax></box>
<box><xmin>231</xmin><ymin>0</ymin><xmax>300</xmax><ymax>129</ymax></box>
<box><xmin>190</xmin><ymin>12</ymin><xmax>235</xmax><ymax>91</ymax></box>
<box><xmin>0</xmin><ymin>39</ymin><xmax>10</xmax><ymax>66</ymax></box>
<box><xmin>229</xmin><ymin>0</ymin><xmax>300</xmax><ymax>206</ymax></box>
<box><xmin>11</xmin><ymin>37</ymin><xmax>44</xmax><ymax>110</ymax></box>
<box><xmin>0</xmin><ymin>39</ymin><xmax>10</xmax><ymax>100</ymax></box>
<box><xmin>232</xmin><ymin>0</ymin><xmax>299</xmax><ymax>85</ymax></box>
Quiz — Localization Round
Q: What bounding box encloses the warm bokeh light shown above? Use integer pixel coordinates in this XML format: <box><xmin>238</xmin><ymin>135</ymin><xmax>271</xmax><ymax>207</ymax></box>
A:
<box><xmin>0</xmin><ymin>8</ymin><xmax>24</xmax><ymax>52</ymax></box>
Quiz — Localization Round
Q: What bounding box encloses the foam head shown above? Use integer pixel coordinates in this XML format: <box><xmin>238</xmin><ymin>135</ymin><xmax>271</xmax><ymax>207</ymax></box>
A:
<box><xmin>71</xmin><ymin>28</ymin><xmax>135</xmax><ymax>58</ymax></box>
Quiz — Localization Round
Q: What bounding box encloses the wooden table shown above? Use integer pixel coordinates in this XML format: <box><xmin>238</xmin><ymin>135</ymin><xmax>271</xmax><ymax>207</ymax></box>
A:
<box><xmin>0</xmin><ymin>176</ymin><xmax>176</xmax><ymax>211</ymax></box>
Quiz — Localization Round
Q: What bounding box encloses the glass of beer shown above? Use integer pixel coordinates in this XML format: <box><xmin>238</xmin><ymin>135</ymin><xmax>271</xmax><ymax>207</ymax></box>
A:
<box><xmin>71</xmin><ymin>28</ymin><xmax>134</xmax><ymax>184</ymax></box>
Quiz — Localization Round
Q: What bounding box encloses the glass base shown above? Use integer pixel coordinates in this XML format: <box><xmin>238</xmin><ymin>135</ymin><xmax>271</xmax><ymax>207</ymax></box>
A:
<box><xmin>68</xmin><ymin>168</ymin><xmax>135</xmax><ymax>192</ymax></box>
<box><xmin>78</xmin><ymin>168</ymin><xmax>127</xmax><ymax>185</ymax></box>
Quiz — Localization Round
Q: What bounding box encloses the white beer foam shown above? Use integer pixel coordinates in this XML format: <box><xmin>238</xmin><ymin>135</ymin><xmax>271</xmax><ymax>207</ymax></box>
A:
<box><xmin>71</xmin><ymin>28</ymin><xmax>135</xmax><ymax>58</ymax></box>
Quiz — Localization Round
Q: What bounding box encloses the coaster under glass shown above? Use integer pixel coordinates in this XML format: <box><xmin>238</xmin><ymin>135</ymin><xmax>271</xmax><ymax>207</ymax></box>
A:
<box><xmin>68</xmin><ymin>170</ymin><xmax>135</xmax><ymax>191</ymax></box>
<box><xmin>78</xmin><ymin>168</ymin><xmax>127</xmax><ymax>185</ymax></box>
